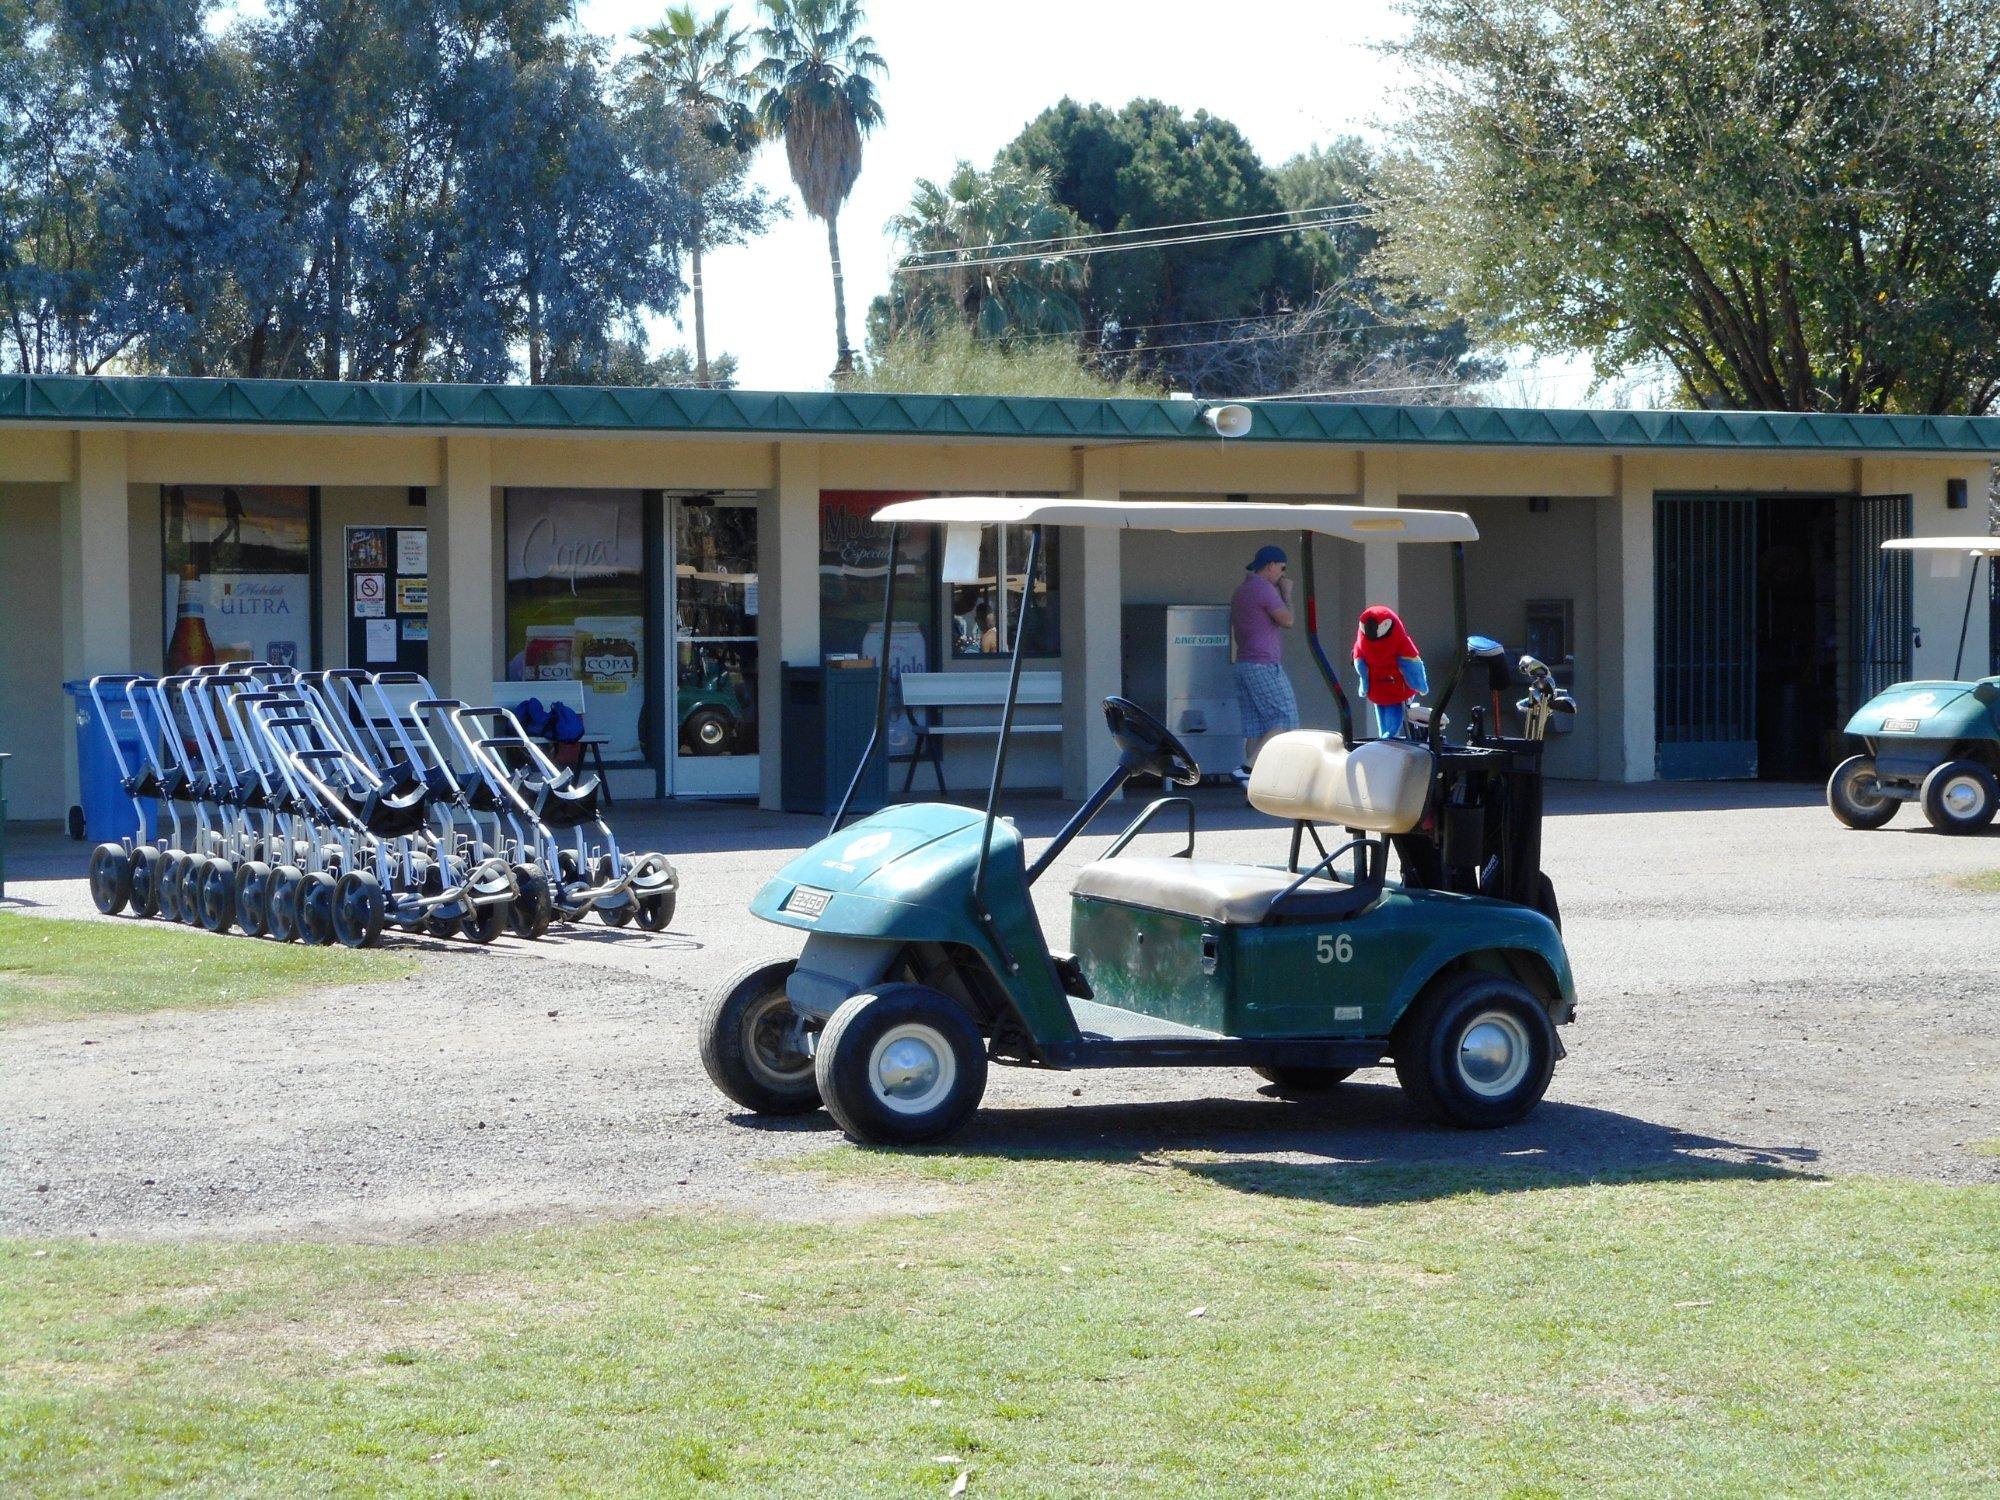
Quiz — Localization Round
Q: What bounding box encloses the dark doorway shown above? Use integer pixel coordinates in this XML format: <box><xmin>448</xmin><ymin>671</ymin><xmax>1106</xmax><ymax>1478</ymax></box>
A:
<box><xmin>1753</xmin><ymin>496</ymin><xmax>1839</xmax><ymax>779</ymax></box>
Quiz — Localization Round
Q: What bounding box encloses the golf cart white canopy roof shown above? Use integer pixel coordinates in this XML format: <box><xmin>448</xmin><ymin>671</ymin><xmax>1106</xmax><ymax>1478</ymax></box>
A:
<box><xmin>871</xmin><ymin>496</ymin><xmax>1479</xmax><ymax>544</ymax></box>
<box><xmin>1882</xmin><ymin>536</ymin><xmax>2000</xmax><ymax>557</ymax></box>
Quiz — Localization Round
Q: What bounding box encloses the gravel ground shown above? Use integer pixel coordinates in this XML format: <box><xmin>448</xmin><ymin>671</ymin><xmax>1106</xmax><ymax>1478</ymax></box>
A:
<box><xmin>3</xmin><ymin>780</ymin><xmax>1998</xmax><ymax>1242</ymax></box>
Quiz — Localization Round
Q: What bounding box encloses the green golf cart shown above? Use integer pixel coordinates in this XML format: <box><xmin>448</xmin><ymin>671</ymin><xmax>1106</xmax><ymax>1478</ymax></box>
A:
<box><xmin>701</xmin><ymin>498</ymin><xmax>1577</xmax><ymax>1145</ymax></box>
<box><xmin>1830</xmin><ymin>537</ymin><xmax>2000</xmax><ymax>833</ymax></box>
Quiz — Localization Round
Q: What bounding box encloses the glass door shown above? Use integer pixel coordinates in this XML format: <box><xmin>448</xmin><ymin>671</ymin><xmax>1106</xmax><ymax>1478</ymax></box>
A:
<box><xmin>670</xmin><ymin>498</ymin><xmax>760</xmax><ymax>796</ymax></box>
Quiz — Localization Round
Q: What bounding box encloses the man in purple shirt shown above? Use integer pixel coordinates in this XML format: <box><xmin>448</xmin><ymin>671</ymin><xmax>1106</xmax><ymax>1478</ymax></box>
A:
<box><xmin>1230</xmin><ymin>544</ymin><xmax>1299</xmax><ymax>782</ymax></box>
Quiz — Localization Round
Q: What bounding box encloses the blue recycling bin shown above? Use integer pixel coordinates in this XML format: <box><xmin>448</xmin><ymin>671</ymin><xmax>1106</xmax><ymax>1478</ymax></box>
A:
<box><xmin>63</xmin><ymin>680</ymin><xmax>158</xmax><ymax>845</ymax></box>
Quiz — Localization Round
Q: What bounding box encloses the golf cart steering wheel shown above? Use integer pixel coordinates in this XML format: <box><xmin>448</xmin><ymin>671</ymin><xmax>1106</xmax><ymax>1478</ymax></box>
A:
<box><xmin>1103</xmin><ymin>696</ymin><xmax>1203</xmax><ymax>787</ymax></box>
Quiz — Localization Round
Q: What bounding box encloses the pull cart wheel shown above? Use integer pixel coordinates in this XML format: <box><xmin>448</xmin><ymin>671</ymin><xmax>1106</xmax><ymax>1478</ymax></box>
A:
<box><xmin>593</xmin><ymin>855</ymin><xmax>634</xmax><ymax>927</ymax></box>
<box><xmin>1827</xmin><ymin>754</ymin><xmax>1899</xmax><ymax>830</ymax></box>
<box><xmin>1919</xmin><ymin>759</ymin><xmax>1999</xmax><ymax>834</ymax></box>
<box><xmin>815</xmin><ymin>984</ymin><xmax>988</xmax><ymax>1146</ymax></box>
<box><xmin>461</xmin><ymin>897</ymin><xmax>510</xmax><ymax>945</ymax></box>
<box><xmin>128</xmin><ymin>846</ymin><xmax>163</xmax><ymax>918</ymax></box>
<box><xmin>699</xmin><ymin>959</ymin><xmax>822</xmax><ymax>1115</ymax></box>
<box><xmin>265</xmin><ymin>865</ymin><xmax>304</xmax><ymax>942</ymax></box>
<box><xmin>196</xmin><ymin>857</ymin><xmax>238</xmax><ymax>934</ymax></box>
<box><xmin>508</xmin><ymin>864</ymin><xmax>554</xmax><ymax>940</ymax></box>
<box><xmin>424</xmin><ymin>911</ymin><xmax>463</xmax><ymax>940</ymax></box>
<box><xmin>635</xmin><ymin>886</ymin><xmax>676</xmax><ymax>931</ymax></box>
<box><xmin>89</xmin><ymin>843</ymin><xmax>133</xmax><ymax>915</ymax></box>
<box><xmin>1393</xmin><ymin>970</ymin><xmax>1556</xmax><ymax>1129</ymax></box>
<box><xmin>1253</xmin><ymin>1065</ymin><xmax>1355</xmax><ymax>1097</ymax></box>
<box><xmin>234</xmin><ymin>861</ymin><xmax>272</xmax><ymax>939</ymax></box>
<box><xmin>154</xmin><ymin>851</ymin><xmax>186</xmax><ymax>923</ymax></box>
<box><xmin>333</xmin><ymin>871</ymin><xmax>387</xmax><ymax>948</ymax></box>
<box><xmin>297</xmin><ymin>871</ymin><xmax>338</xmax><ymax>946</ymax></box>
<box><xmin>173</xmin><ymin>856</ymin><xmax>206</xmax><ymax>926</ymax></box>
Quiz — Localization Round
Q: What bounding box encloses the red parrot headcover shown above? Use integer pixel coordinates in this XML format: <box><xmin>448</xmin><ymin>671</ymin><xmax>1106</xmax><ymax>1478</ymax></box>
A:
<box><xmin>1352</xmin><ymin>605</ymin><xmax>1422</xmax><ymax>706</ymax></box>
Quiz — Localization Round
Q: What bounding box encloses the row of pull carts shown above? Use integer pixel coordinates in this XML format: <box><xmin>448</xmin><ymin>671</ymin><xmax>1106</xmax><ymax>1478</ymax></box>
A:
<box><xmin>81</xmin><ymin>666</ymin><xmax>677</xmax><ymax>947</ymax></box>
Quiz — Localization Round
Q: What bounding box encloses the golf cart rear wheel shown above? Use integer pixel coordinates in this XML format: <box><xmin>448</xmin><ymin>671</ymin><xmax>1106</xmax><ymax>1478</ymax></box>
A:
<box><xmin>1919</xmin><ymin>759</ymin><xmax>1998</xmax><ymax>834</ymax></box>
<box><xmin>1253</xmin><ymin>1066</ymin><xmax>1355</xmax><ymax>1096</ymax></box>
<box><xmin>699</xmin><ymin>959</ymin><xmax>822</xmax><ymax>1115</ymax></box>
<box><xmin>89</xmin><ymin>842</ymin><xmax>132</xmax><ymax>915</ymax></box>
<box><xmin>333</xmin><ymin>871</ymin><xmax>387</xmax><ymax>948</ymax></box>
<box><xmin>1394</xmin><ymin>970</ymin><xmax>1556</xmax><ymax>1129</ymax></box>
<box><xmin>1828</xmin><ymin>754</ymin><xmax>1898</xmax><ymax>830</ymax></box>
<box><xmin>234</xmin><ymin>861</ymin><xmax>272</xmax><ymax>939</ymax></box>
<box><xmin>128</xmin><ymin>846</ymin><xmax>163</xmax><ymax>918</ymax></box>
<box><xmin>815</xmin><ymin>984</ymin><xmax>988</xmax><ymax>1146</ymax></box>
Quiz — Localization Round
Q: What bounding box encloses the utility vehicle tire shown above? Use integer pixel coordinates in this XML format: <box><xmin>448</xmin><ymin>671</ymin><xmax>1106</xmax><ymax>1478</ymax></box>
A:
<box><xmin>196</xmin><ymin>857</ymin><xmax>237</xmax><ymax>934</ymax></box>
<box><xmin>1254</xmin><ymin>1065</ymin><xmax>1354</xmax><ymax>1096</ymax></box>
<box><xmin>1393</xmin><ymin>970</ymin><xmax>1556</xmax><ymax>1129</ymax></box>
<box><xmin>699</xmin><ymin>959</ymin><xmax>822</xmax><ymax>1115</ymax></box>
<box><xmin>508</xmin><ymin>864</ymin><xmax>554</xmax><ymax>939</ymax></box>
<box><xmin>297</xmin><ymin>871</ymin><xmax>338</xmax><ymax>946</ymax></box>
<box><xmin>1919</xmin><ymin>759</ymin><xmax>1998</xmax><ymax>834</ymax></box>
<box><xmin>333</xmin><ymin>871</ymin><xmax>387</xmax><ymax>948</ymax></box>
<box><xmin>234</xmin><ymin>861</ymin><xmax>272</xmax><ymax>939</ymax></box>
<box><xmin>682</xmin><ymin>709</ymin><xmax>732</xmax><ymax>756</ymax></box>
<box><xmin>461</xmin><ymin>898</ymin><xmax>509</xmax><ymax>944</ymax></box>
<box><xmin>1828</xmin><ymin>754</ymin><xmax>1899</xmax><ymax>830</ymax></box>
<box><xmin>635</xmin><ymin>886</ymin><xmax>676</xmax><ymax>931</ymax></box>
<box><xmin>128</xmin><ymin>846</ymin><xmax>163</xmax><ymax>918</ymax></box>
<box><xmin>89</xmin><ymin>842</ymin><xmax>132</xmax><ymax>915</ymax></box>
<box><xmin>815</xmin><ymin>984</ymin><xmax>988</xmax><ymax>1146</ymax></box>
<box><xmin>265</xmin><ymin>866</ymin><xmax>304</xmax><ymax>942</ymax></box>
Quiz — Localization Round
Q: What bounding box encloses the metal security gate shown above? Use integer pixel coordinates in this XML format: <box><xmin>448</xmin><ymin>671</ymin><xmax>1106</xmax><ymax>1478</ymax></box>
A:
<box><xmin>1850</xmin><ymin>494</ymin><xmax>1912</xmax><ymax>704</ymax></box>
<box><xmin>1655</xmin><ymin>495</ymin><xmax>1757</xmax><ymax>778</ymax></box>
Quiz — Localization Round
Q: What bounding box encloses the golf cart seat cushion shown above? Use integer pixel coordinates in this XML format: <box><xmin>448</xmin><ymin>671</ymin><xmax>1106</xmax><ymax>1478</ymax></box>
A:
<box><xmin>1248</xmin><ymin>730</ymin><xmax>1431</xmax><ymax>834</ymax></box>
<box><xmin>1072</xmin><ymin>858</ymin><xmax>1349</xmax><ymax>926</ymax></box>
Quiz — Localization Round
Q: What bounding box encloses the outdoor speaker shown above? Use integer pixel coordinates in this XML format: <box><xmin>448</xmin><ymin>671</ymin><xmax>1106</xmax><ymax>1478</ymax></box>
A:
<box><xmin>1948</xmin><ymin>477</ymin><xmax>1968</xmax><ymax>509</ymax></box>
<box><xmin>1201</xmin><ymin>404</ymin><xmax>1253</xmax><ymax>439</ymax></box>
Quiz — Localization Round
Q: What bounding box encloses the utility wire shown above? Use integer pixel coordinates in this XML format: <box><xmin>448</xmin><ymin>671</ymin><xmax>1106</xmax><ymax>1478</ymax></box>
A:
<box><xmin>892</xmin><ymin>214</ymin><xmax>1373</xmax><ymax>276</ymax></box>
<box><xmin>893</xmin><ymin>200</ymin><xmax>1377</xmax><ymax>265</ymax></box>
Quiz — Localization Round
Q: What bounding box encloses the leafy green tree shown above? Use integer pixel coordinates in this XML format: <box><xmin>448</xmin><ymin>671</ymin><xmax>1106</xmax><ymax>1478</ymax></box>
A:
<box><xmin>1380</xmin><ymin>0</ymin><xmax>2000</xmax><ymax>413</ymax></box>
<box><xmin>875</xmin><ymin>159</ymin><xmax>1087</xmax><ymax>346</ymax></box>
<box><xmin>751</xmin><ymin>0</ymin><xmax>884</xmax><ymax>377</ymax></box>
<box><xmin>849</xmin><ymin>322</ymin><xmax>1162</xmax><ymax>398</ymax></box>
<box><xmin>629</xmin><ymin>5</ymin><xmax>777</xmax><ymax>386</ymax></box>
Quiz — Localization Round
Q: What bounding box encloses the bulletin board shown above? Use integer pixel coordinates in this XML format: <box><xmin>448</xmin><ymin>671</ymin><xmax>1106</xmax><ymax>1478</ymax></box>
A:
<box><xmin>345</xmin><ymin>525</ymin><xmax>430</xmax><ymax>676</ymax></box>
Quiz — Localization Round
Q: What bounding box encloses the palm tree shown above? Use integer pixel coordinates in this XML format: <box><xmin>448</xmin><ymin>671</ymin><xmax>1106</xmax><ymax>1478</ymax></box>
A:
<box><xmin>751</xmin><ymin>0</ymin><xmax>885</xmax><ymax>377</ymax></box>
<box><xmin>886</xmin><ymin>160</ymin><xmax>1089</xmax><ymax>342</ymax></box>
<box><xmin>632</xmin><ymin>5</ymin><xmax>760</xmax><ymax>387</ymax></box>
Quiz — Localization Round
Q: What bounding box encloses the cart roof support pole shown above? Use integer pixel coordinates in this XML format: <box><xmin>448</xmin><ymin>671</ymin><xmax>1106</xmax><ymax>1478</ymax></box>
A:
<box><xmin>830</xmin><ymin>521</ymin><xmax>902</xmax><ymax>835</ymax></box>
<box><xmin>1298</xmin><ymin>528</ymin><xmax>1354</xmax><ymax>742</ymax></box>
<box><xmin>972</xmin><ymin>524</ymin><xmax>1042</xmax><ymax>972</ymax></box>
<box><xmin>1429</xmin><ymin>542</ymin><xmax>1470</xmax><ymax>753</ymax></box>
<box><xmin>1955</xmin><ymin>556</ymin><xmax>1982</xmax><ymax>681</ymax></box>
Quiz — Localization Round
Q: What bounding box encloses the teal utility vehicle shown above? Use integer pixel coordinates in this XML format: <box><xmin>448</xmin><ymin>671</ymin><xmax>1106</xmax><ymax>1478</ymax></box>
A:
<box><xmin>701</xmin><ymin>499</ymin><xmax>1577</xmax><ymax>1145</ymax></box>
<box><xmin>1830</xmin><ymin>537</ymin><xmax>2000</xmax><ymax>834</ymax></box>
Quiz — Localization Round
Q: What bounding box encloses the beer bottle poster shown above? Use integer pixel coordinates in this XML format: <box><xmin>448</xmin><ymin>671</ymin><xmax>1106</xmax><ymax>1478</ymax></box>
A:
<box><xmin>346</xmin><ymin>525</ymin><xmax>429</xmax><ymax>675</ymax></box>
<box><xmin>503</xmin><ymin>489</ymin><xmax>646</xmax><ymax>762</ymax></box>
<box><xmin>161</xmin><ymin>486</ymin><xmax>311</xmax><ymax>669</ymax></box>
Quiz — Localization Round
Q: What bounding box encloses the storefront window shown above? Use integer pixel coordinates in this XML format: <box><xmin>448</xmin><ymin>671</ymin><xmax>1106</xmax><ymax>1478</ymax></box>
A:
<box><xmin>161</xmin><ymin>486</ymin><xmax>313</xmax><ymax>670</ymax></box>
<box><xmin>820</xmin><ymin>491</ymin><xmax>935</xmax><ymax>756</ymax></box>
<box><xmin>504</xmin><ymin>489</ymin><xmax>648</xmax><ymax>762</ymax></box>
<box><xmin>949</xmin><ymin>524</ymin><xmax>1059</xmax><ymax>659</ymax></box>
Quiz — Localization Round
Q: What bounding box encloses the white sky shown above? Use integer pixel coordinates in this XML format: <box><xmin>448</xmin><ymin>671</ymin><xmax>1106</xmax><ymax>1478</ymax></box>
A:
<box><xmin>577</xmin><ymin>0</ymin><xmax>1611</xmax><ymax>403</ymax></box>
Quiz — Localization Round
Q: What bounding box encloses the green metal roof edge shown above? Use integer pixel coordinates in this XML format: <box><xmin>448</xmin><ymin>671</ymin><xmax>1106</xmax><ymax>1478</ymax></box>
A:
<box><xmin>3</xmin><ymin>374</ymin><xmax>1999</xmax><ymax>452</ymax></box>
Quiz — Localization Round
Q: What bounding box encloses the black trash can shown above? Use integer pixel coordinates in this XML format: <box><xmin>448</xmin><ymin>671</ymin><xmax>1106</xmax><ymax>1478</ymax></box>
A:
<box><xmin>782</xmin><ymin>664</ymin><xmax>888</xmax><ymax>817</ymax></box>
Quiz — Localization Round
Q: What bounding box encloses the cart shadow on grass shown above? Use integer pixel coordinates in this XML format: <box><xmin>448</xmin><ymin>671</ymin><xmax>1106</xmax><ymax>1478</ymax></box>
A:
<box><xmin>729</xmin><ymin>1086</ymin><xmax>1820</xmax><ymax>1205</ymax></box>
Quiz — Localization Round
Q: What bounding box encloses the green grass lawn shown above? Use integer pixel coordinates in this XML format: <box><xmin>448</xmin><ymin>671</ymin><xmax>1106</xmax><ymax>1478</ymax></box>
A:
<box><xmin>4</xmin><ymin>1154</ymin><xmax>1995</xmax><ymax>1497</ymax></box>
<box><xmin>0</xmin><ymin>912</ymin><xmax>413</xmax><ymax>1027</ymax></box>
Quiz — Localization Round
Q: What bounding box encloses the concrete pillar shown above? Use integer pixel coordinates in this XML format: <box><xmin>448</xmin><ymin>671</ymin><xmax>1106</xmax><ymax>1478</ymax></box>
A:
<box><xmin>431</xmin><ymin>435</ymin><xmax>494</xmax><ymax>701</ymax></box>
<box><xmin>1062</xmin><ymin>448</ymin><xmax>1124</xmax><ymax>799</ymax></box>
<box><xmin>1596</xmin><ymin>455</ymin><xmax>1656</xmax><ymax>782</ymax></box>
<box><xmin>60</xmin><ymin>430</ymin><xmax>132</xmax><ymax>810</ymax></box>
<box><xmin>1358</xmin><ymin>449</ymin><xmax>1399</xmax><ymax>611</ymax></box>
<box><xmin>759</xmin><ymin>442</ymin><xmax>822</xmax><ymax>810</ymax></box>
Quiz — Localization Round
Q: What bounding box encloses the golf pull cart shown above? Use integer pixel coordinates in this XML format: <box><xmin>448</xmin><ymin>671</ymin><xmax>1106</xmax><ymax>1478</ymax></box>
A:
<box><xmin>1830</xmin><ymin>537</ymin><xmax>2000</xmax><ymax>834</ymax></box>
<box><xmin>701</xmin><ymin>499</ymin><xmax>1576</xmax><ymax>1145</ymax></box>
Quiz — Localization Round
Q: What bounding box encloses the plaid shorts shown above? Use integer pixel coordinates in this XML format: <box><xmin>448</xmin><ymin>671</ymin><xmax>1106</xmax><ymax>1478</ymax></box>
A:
<box><xmin>1233</xmin><ymin>661</ymin><xmax>1300</xmax><ymax>741</ymax></box>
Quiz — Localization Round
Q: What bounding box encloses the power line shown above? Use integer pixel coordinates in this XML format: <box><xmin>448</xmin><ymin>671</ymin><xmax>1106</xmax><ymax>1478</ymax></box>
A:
<box><xmin>892</xmin><ymin>213</ymin><xmax>1373</xmax><ymax>277</ymax></box>
<box><xmin>894</xmin><ymin>200</ymin><xmax>1377</xmax><ymax>266</ymax></box>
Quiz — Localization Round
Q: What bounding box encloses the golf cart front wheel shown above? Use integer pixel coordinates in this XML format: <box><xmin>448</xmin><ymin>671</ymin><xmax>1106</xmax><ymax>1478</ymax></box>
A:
<box><xmin>89</xmin><ymin>842</ymin><xmax>133</xmax><ymax>915</ymax></box>
<box><xmin>1254</xmin><ymin>1065</ymin><xmax>1354</xmax><ymax>1097</ymax></box>
<box><xmin>1394</xmin><ymin>971</ymin><xmax>1556</xmax><ymax>1129</ymax></box>
<box><xmin>815</xmin><ymin>985</ymin><xmax>988</xmax><ymax>1146</ymax></box>
<box><xmin>699</xmin><ymin>959</ymin><xmax>821</xmax><ymax>1115</ymax></box>
<box><xmin>1828</xmin><ymin>754</ymin><xmax>1898</xmax><ymax>830</ymax></box>
<box><xmin>1919</xmin><ymin>759</ymin><xmax>1998</xmax><ymax>834</ymax></box>
<box><xmin>683</xmin><ymin>709</ymin><xmax>732</xmax><ymax>755</ymax></box>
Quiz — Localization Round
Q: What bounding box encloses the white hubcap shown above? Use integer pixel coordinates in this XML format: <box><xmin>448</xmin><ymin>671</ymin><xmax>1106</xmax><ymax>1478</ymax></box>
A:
<box><xmin>1457</xmin><ymin>1010</ymin><xmax>1531</xmax><ymax>1098</ymax></box>
<box><xmin>868</xmin><ymin>1024</ymin><xmax>956</xmax><ymax>1115</ymax></box>
<box><xmin>1941</xmin><ymin>776</ymin><xmax>1986</xmax><ymax>818</ymax></box>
